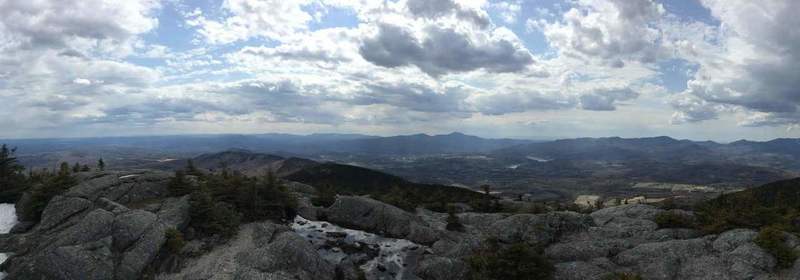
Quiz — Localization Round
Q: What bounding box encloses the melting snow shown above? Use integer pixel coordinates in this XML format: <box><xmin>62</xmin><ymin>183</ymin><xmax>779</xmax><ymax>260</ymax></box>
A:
<box><xmin>291</xmin><ymin>216</ymin><xmax>426</xmax><ymax>280</ymax></box>
<box><xmin>0</xmin><ymin>203</ymin><xmax>18</xmax><ymax>279</ymax></box>
<box><xmin>526</xmin><ymin>156</ymin><xmax>551</xmax><ymax>162</ymax></box>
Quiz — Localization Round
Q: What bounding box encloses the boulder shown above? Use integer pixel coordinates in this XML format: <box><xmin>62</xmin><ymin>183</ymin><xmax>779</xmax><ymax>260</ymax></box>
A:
<box><xmin>154</xmin><ymin>195</ymin><xmax>191</xmax><ymax>230</ymax></box>
<box><xmin>553</xmin><ymin>260</ymin><xmax>612</xmax><ymax>280</ymax></box>
<box><xmin>111</xmin><ymin>210</ymin><xmax>158</xmax><ymax>251</ymax></box>
<box><xmin>66</xmin><ymin>171</ymin><xmax>171</xmax><ymax>203</ymax></box>
<box><xmin>36</xmin><ymin>237</ymin><xmax>114</xmax><ymax>280</ymax></box>
<box><xmin>416</xmin><ymin>256</ymin><xmax>470</xmax><ymax>280</ymax></box>
<box><xmin>237</xmin><ymin>231</ymin><xmax>335</xmax><ymax>279</ymax></box>
<box><xmin>159</xmin><ymin>222</ymin><xmax>334</xmax><ymax>280</ymax></box>
<box><xmin>488</xmin><ymin>212</ymin><xmax>593</xmax><ymax>247</ymax></box>
<box><xmin>591</xmin><ymin>204</ymin><xmax>664</xmax><ymax>224</ymax></box>
<box><xmin>713</xmin><ymin>229</ymin><xmax>758</xmax><ymax>253</ymax></box>
<box><xmin>2</xmin><ymin>171</ymin><xmax>192</xmax><ymax>280</ymax></box>
<box><xmin>614</xmin><ymin>238</ymin><xmax>712</xmax><ymax>280</ymax></box>
<box><xmin>324</xmin><ymin>196</ymin><xmax>440</xmax><ymax>244</ymax></box>
<box><xmin>38</xmin><ymin>196</ymin><xmax>92</xmax><ymax>231</ymax></box>
<box><xmin>546</xmin><ymin>239</ymin><xmax>629</xmax><ymax>262</ymax></box>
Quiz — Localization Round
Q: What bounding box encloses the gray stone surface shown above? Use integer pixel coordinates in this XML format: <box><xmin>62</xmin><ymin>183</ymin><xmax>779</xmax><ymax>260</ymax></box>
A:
<box><xmin>324</xmin><ymin>195</ymin><xmax>441</xmax><ymax>244</ymax></box>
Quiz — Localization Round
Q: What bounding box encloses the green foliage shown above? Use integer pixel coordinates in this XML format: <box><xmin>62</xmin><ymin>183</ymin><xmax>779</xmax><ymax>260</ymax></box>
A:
<box><xmin>694</xmin><ymin>178</ymin><xmax>800</xmax><ymax>234</ymax></box>
<box><xmin>19</xmin><ymin>166</ymin><xmax>78</xmax><ymax>221</ymax></box>
<box><xmin>377</xmin><ymin>186</ymin><xmax>416</xmax><ymax>211</ymax></box>
<box><xmin>754</xmin><ymin>226</ymin><xmax>798</xmax><ymax>269</ymax></box>
<box><xmin>654</xmin><ymin>211</ymin><xmax>696</xmax><ymax>229</ymax></box>
<box><xmin>58</xmin><ymin>162</ymin><xmax>70</xmax><ymax>177</ymax></box>
<box><xmin>97</xmin><ymin>158</ymin><xmax>105</xmax><ymax>171</ymax></box>
<box><xmin>72</xmin><ymin>163</ymin><xmax>81</xmax><ymax>173</ymax></box>
<box><xmin>168</xmin><ymin>170</ymin><xmax>195</xmax><ymax>196</ymax></box>
<box><xmin>0</xmin><ymin>144</ymin><xmax>28</xmax><ymax>203</ymax></box>
<box><xmin>286</xmin><ymin>163</ymin><xmax>486</xmax><ymax>211</ymax></box>
<box><xmin>186</xmin><ymin>159</ymin><xmax>201</xmax><ymax>176</ymax></box>
<box><xmin>175</xmin><ymin>168</ymin><xmax>298</xmax><ymax>239</ymax></box>
<box><xmin>234</xmin><ymin>170</ymin><xmax>298</xmax><ymax>222</ymax></box>
<box><xmin>189</xmin><ymin>188</ymin><xmax>241</xmax><ymax>238</ymax></box>
<box><xmin>311</xmin><ymin>184</ymin><xmax>337</xmax><ymax>208</ymax></box>
<box><xmin>445</xmin><ymin>207</ymin><xmax>464</xmax><ymax>232</ymax></box>
<box><xmin>467</xmin><ymin>242</ymin><xmax>554</xmax><ymax>280</ymax></box>
<box><xmin>601</xmin><ymin>272</ymin><xmax>643</xmax><ymax>280</ymax></box>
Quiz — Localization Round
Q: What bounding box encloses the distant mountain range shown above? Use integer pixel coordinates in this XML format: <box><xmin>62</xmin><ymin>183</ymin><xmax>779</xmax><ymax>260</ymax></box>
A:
<box><xmin>145</xmin><ymin>149</ymin><xmax>318</xmax><ymax>177</ymax></box>
<box><xmin>2</xmin><ymin>132</ymin><xmax>534</xmax><ymax>157</ymax></box>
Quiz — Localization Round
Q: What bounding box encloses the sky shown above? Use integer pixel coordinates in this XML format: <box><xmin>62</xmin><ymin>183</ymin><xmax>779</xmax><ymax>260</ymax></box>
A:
<box><xmin>0</xmin><ymin>0</ymin><xmax>799</xmax><ymax>141</ymax></box>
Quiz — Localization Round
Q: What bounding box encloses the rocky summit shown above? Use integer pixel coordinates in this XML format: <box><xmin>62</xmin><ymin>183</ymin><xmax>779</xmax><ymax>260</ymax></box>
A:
<box><xmin>1</xmin><ymin>170</ymin><xmax>800</xmax><ymax>280</ymax></box>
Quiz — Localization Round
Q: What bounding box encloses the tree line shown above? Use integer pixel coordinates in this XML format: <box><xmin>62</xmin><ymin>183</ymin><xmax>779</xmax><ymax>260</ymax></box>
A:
<box><xmin>0</xmin><ymin>144</ymin><xmax>107</xmax><ymax>221</ymax></box>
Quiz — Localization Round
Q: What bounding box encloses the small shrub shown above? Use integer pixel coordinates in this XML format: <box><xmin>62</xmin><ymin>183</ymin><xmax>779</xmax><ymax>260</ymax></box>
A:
<box><xmin>654</xmin><ymin>211</ymin><xmax>696</xmax><ymax>229</ymax></box>
<box><xmin>467</xmin><ymin>242</ymin><xmax>554</xmax><ymax>280</ymax></box>
<box><xmin>165</xmin><ymin>228</ymin><xmax>186</xmax><ymax>254</ymax></box>
<box><xmin>754</xmin><ymin>226</ymin><xmax>798</xmax><ymax>269</ymax></box>
<box><xmin>312</xmin><ymin>184</ymin><xmax>337</xmax><ymax>208</ymax></box>
<box><xmin>168</xmin><ymin>170</ymin><xmax>195</xmax><ymax>196</ymax></box>
<box><xmin>445</xmin><ymin>207</ymin><xmax>464</xmax><ymax>232</ymax></box>
<box><xmin>189</xmin><ymin>189</ymin><xmax>241</xmax><ymax>238</ymax></box>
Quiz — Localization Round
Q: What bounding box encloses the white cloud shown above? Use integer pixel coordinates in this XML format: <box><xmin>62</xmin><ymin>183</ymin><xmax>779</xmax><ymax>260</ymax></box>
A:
<box><xmin>671</xmin><ymin>0</ymin><xmax>800</xmax><ymax>126</ymax></box>
<box><xmin>543</xmin><ymin>0</ymin><xmax>666</xmax><ymax>66</ymax></box>
<box><xmin>73</xmin><ymin>78</ymin><xmax>92</xmax><ymax>85</ymax></box>
<box><xmin>187</xmin><ymin>0</ymin><xmax>314</xmax><ymax>44</ymax></box>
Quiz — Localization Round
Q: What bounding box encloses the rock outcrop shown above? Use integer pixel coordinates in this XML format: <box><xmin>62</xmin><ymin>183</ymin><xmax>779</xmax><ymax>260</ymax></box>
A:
<box><xmin>1</xmin><ymin>171</ymin><xmax>189</xmax><ymax>280</ymax></box>
<box><xmin>323</xmin><ymin>195</ymin><xmax>441</xmax><ymax>244</ymax></box>
<box><xmin>3</xmin><ymin>173</ymin><xmax>798</xmax><ymax>280</ymax></box>
<box><xmin>160</xmin><ymin>222</ymin><xmax>335</xmax><ymax>280</ymax></box>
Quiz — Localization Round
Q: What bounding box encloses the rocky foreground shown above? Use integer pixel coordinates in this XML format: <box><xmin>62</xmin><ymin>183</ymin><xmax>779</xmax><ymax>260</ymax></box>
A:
<box><xmin>1</xmin><ymin>170</ymin><xmax>800</xmax><ymax>279</ymax></box>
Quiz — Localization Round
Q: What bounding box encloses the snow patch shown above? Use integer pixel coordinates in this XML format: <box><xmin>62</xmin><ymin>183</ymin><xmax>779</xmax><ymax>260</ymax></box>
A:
<box><xmin>291</xmin><ymin>216</ymin><xmax>426</xmax><ymax>279</ymax></box>
<box><xmin>0</xmin><ymin>203</ymin><xmax>18</xmax><ymax>279</ymax></box>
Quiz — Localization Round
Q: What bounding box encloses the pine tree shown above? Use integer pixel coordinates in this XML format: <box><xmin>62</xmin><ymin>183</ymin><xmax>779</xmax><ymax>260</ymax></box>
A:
<box><xmin>186</xmin><ymin>159</ymin><xmax>199</xmax><ymax>176</ymax></box>
<box><xmin>0</xmin><ymin>144</ymin><xmax>24</xmax><ymax>186</ymax></box>
<box><xmin>98</xmin><ymin>158</ymin><xmax>105</xmax><ymax>171</ymax></box>
<box><xmin>72</xmin><ymin>162</ymin><xmax>81</xmax><ymax>173</ymax></box>
<box><xmin>58</xmin><ymin>162</ymin><xmax>70</xmax><ymax>177</ymax></box>
<box><xmin>0</xmin><ymin>144</ymin><xmax>28</xmax><ymax>202</ymax></box>
<box><xmin>168</xmin><ymin>170</ymin><xmax>194</xmax><ymax>196</ymax></box>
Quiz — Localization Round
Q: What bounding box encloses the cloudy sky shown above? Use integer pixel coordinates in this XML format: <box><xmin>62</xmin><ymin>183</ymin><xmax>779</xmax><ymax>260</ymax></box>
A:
<box><xmin>0</xmin><ymin>0</ymin><xmax>798</xmax><ymax>141</ymax></box>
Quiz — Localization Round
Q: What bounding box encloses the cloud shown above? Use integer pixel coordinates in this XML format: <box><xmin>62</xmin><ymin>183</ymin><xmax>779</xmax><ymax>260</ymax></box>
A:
<box><xmin>467</xmin><ymin>89</ymin><xmax>575</xmax><ymax>115</ymax></box>
<box><xmin>406</xmin><ymin>0</ymin><xmax>490</xmax><ymax>28</ymax></box>
<box><xmin>72</xmin><ymin>78</ymin><xmax>92</xmax><ymax>85</ymax></box>
<box><xmin>187</xmin><ymin>0</ymin><xmax>314</xmax><ymax>44</ymax></box>
<box><xmin>543</xmin><ymin>0</ymin><xmax>665</xmax><ymax>66</ymax></box>
<box><xmin>360</xmin><ymin>22</ymin><xmax>533</xmax><ymax>76</ymax></box>
<box><xmin>488</xmin><ymin>1</ymin><xmax>522</xmax><ymax>24</ymax></box>
<box><xmin>0</xmin><ymin>0</ymin><xmax>160</xmax><ymax>54</ymax></box>
<box><xmin>579</xmin><ymin>87</ymin><xmax>639</xmax><ymax>111</ymax></box>
<box><xmin>672</xmin><ymin>0</ymin><xmax>800</xmax><ymax>126</ymax></box>
<box><xmin>669</xmin><ymin>94</ymin><xmax>719</xmax><ymax>124</ymax></box>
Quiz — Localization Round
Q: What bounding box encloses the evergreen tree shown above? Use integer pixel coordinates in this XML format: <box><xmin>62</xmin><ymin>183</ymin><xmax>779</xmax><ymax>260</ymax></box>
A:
<box><xmin>168</xmin><ymin>170</ymin><xmax>195</xmax><ymax>196</ymax></box>
<box><xmin>312</xmin><ymin>184</ymin><xmax>337</xmax><ymax>208</ymax></box>
<box><xmin>445</xmin><ymin>206</ymin><xmax>464</xmax><ymax>232</ymax></box>
<box><xmin>186</xmin><ymin>159</ymin><xmax>200</xmax><ymax>176</ymax></box>
<box><xmin>0</xmin><ymin>144</ymin><xmax>28</xmax><ymax>202</ymax></box>
<box><xmin>97</xmin><ymin>158</ymin><xmax>105</xmax><ymax>171</ymax></box>
<box><xmin>72</xmin><ymin>162</ymin><xmax>81</xmax><ymax>173</ymax></box>
<box><xmin>189</xmin><ymin>187</ymin><xmax>241</xmax><ymax>238</ymax></box>
<box><xmin>0</xmin><ymin>144</ymin><xmax>24</xmax><ymax>186</ymax></box>
<box><xmin>58</xmin><ymin>162</ymin><xmax>70</xmax><ymax>177</ymax></box>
